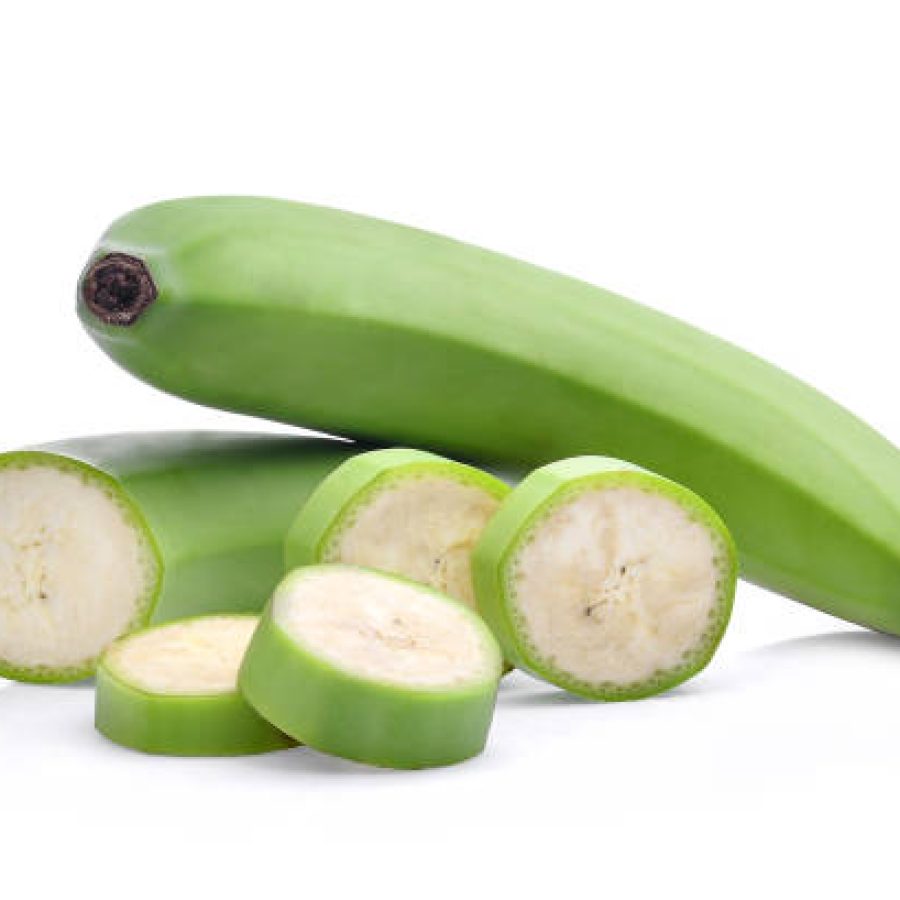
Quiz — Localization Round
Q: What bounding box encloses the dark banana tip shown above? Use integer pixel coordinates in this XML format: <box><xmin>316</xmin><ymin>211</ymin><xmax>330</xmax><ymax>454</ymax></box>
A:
<box><xmin>80</xmin><ymin>252</ymin><xmax>157</xmax><ymax>326</ymax></box>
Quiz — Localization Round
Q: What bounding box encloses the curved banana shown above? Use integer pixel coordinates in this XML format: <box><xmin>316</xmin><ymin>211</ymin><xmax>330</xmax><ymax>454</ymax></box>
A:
<box><xmin>78</xmin><ymin>197</ymin><xmax>900</xmax><ymax>633</ymax></box>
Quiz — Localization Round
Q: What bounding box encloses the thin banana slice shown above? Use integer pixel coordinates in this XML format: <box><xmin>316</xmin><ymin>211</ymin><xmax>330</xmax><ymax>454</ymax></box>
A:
<box><xmin>473</xmin><ymin>457</ymin><xmax>737</xmax><ymax>700</ymax></box>
<box><xmin>239</xmin><ymin>565</ymin><xmax>502</xmax><ymax>768</ymax></box>
<box><xmin>284</xmin><ymin>448</ymin><xmax>508</xmax><ymax>613</ymax></box>
<box><xmin>96</xmin><ymin>615</ymin><xmax>295</xmax><ymax>756</ymax></box>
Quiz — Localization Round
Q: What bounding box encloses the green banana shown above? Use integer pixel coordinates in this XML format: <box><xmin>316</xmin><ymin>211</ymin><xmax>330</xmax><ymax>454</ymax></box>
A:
<box><xmin>78</xmin><ymin>197</ymin><xmax>900</xmax><ymax>633</ymax></box>
<box><xmin>0</xmin><ymin>432</ymin><xmax>357</xmax><ymax>682</ymax></box>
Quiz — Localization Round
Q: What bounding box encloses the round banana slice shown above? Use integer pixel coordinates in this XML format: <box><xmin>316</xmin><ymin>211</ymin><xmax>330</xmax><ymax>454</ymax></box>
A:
<box><xmin>0</xmin><ymin>453</ymin><xmax>159</xmax><ymax>683</ymax></box>
<box><xmin>284</xmin><ymin>449</ymin><xmax>509</xmax><ymax>615</ymax></box>
<box><xmin>239</xmin><ymin>565</ymin><xmax>503</xmax><ymax>769</ymax></box>
<box><xmin>96</xmin><ymin>615</ymin><xmax>295</xmax><ymax>756</ymax></box>
<box><xmin>473</xmin><ymin>457</ymin><xmax>737</xmax><ymax>700</ymax></box>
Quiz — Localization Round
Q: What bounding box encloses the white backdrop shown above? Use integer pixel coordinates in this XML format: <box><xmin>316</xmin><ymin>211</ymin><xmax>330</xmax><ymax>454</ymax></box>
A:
<box><xmin>2</xmin><ymin>2</ymin><xmax>898</xmax><ymax>897</ymax></box>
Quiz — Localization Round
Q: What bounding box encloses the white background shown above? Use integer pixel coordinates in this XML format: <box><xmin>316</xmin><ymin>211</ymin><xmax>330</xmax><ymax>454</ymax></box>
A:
<box><xmin>2</xmin><ymin>2</ymin><xmax>899</xmax><ymax>897</ymax></box>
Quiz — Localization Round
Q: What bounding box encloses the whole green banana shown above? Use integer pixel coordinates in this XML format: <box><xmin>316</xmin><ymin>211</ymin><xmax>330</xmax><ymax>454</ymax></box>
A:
<box><xmin>78</xmin><ymin>197</ymin><xmax>900</xmax><ymax>633</ymax></box>
<box><xmin>0</xmin><ymin>431</ymin><xmax>357</xmax><ymax>682</ymax></box>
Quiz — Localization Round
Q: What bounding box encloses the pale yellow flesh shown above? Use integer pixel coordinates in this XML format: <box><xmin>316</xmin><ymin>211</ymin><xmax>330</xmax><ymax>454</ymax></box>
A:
<box><xmin>511</xmin><ymin>486</ymin><xmax>721</xmax><ymax>685</ymax></box>
<box><xmin>274</xmin><ymin>569</ymin><xmax>495</xmax><ymax>688</ymax></box>
<box><xmin>324</xmin><ymin>475</ymin><xmax>500</xmax><ymax>611</ymax></box>
<box><xmin>105</xmin><ymin>616</ymin><xmax>257</xmax><ymax>695</ymax></box>
<box><xmin>0</xmin><ymin>466</ymin><xmax>155</xmax><ymax>672</ymax></box>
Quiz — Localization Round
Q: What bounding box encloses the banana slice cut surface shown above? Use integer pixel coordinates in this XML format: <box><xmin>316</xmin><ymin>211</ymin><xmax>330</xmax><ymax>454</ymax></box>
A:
<box><xmin>474</xmin><ymin>457</ymin><xmax>737</xmax><ymax>700</ymax></box>
<box><xmin>0</xmin><ymin>456</ymin><xmax>158</xmax><ymax>682</ymax></box>
<box><xmin>275</xmin><ymin>567</ymin><xmax>497</xmax><ymax>688</ymax></box>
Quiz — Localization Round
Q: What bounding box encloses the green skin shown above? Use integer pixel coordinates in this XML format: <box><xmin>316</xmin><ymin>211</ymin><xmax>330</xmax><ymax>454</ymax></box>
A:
<box><xmin>473</xmin><ymin>457</ymin><xmax>738</xmax><ymax>701</ymax></box>
<box><xmin>95</xmin><ymin>615</ymin><xmax>295</xmax><ymax>756</ymax></box>
<box><xmin>284</xmin><ymin>447</ymin><xmax>510</xmax><ymax>571</ymax></box>
<box><xmin>79</xmin><ymin>197</ymin><xmax>900</xmax><ymax>633</ymax></box>
<box><xmin>239</xmin><ymin>565</ymin><xmax>502</xmax><ymax>769</ymax></box>
<box><xmin>0</xmin><ymin>432</ymin><xmax>359</xmax><ymax>683</ymax></box>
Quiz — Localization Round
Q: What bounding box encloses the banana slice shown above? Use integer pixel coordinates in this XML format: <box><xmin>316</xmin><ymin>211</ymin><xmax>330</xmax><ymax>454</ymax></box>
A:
<box><xmin>239</xmin><ymin>565</ymin><xmax>503</xmax><ymax>768</ymax></box>
<box><xmin>0</xmin><ymin>455</ymin><xmax>158</xmax><ymax>682</ymax></box>
<box><xmin>284</xmin><ymin>448</ymin><xmax>509</xmax><ymax>614</ymax></box>
<box><xmin>96</xmin><ymin>615</ymin><xmax>295</xmax><ymax>756</ymax></box>
<box><xmin>473</xmin><ymin>457</ymin><xmax>737</xmax><ymax>700</ymax></box>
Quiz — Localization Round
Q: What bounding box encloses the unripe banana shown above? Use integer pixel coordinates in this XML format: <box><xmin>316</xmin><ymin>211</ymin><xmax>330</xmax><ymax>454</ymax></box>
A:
<box><xmin>239</xmin><ymin>565</ymin><xmax>503</xmax><ymax>769</ymax></box>
<box><xmin>78</xmin><ymin>197</ymin><xmax>900</xmax><ymax>633</ymax></box>
<box><xmin>0</xmin><ymin>432</ymin><xmax>358</xmax><ymax>683</ymax></box>
<box><xmin>473</xmin><ymin>457</ymin><xmax>737</xmax><ymax>700</ymax></box>
<box><xmin>284</xmin><ymin>448</ymin><xmax>509</xmax><ymax>614</ymax></box>
<box><xmin>96</xmin><ymin>615</ymin><xmax>295</xmax><ymax>756</ymax></box>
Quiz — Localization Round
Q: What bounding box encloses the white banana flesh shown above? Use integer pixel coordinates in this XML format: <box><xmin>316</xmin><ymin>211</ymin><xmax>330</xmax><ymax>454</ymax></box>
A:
<box><xmin>0</xmin><ymin>465</ymin><xmax>155</xmax><ymax>673</ymax></box>
<box><xmin>324</xmin><ymin>475</ymin><xmax>500</xmax><ymax>611</ymax></box>
<box><xmin>274</xmin><ymin>568</ymin><xmax>495</xmax><ymax>688</ymax></box>
<box><xmin>511</xmin><ymin>486</ymin><xmax>723</xmax><ymax>686</ymax></box>
<box><xmin>104</xmin><ymin>616</ymin><xmax>257</xmax><ymax>695</ymax></box>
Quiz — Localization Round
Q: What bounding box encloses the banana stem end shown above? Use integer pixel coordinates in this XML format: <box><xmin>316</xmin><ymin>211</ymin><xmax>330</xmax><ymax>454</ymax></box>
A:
<box><xmin>80</xmin><ymin>253</ymin><xmax>156</xmax><ymax>326</ymax></box>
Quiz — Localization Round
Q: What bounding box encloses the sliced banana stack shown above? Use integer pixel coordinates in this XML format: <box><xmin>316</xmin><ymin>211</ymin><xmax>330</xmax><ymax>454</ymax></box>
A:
<box><xmin>285</xmin><ymin>448</ymin><xmax>509</xmax><ymax>614</ymax></box>
<box><xmin>96</xmin><ymin>615</ymin><xmax>295</xmax><ymax>756</ymax></box>
<box><xmin>239</xmin><ymin>565</ymin><xmax>503</xmax><ymax>768</ymax></box>
<box><xmin>473</xmin><ymin>457</ymin><xmax>737</xmax><ymax>700</ymax></box>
